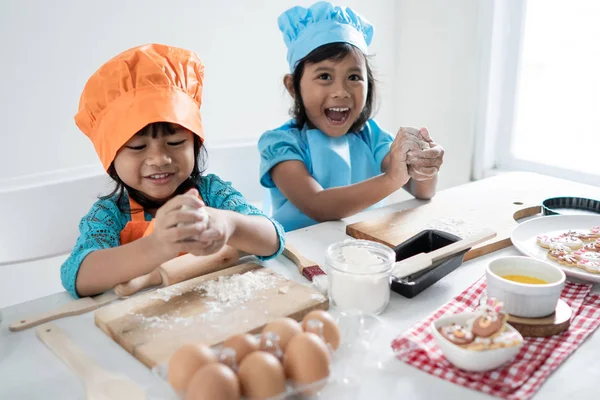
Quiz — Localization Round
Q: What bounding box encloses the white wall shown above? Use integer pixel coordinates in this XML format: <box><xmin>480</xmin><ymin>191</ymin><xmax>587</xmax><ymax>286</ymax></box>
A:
<box><xmin>0</xmin><ymin>0</ymin><xmax>485</xmax><ymax>306</ymax></box>
<box><xmin>0</xmin><ymin>0</ymin><xmax>396</xmax><ymax>188</ymax></box>
<box><xmin>393</xmin><ymin>0</ymin><xmax>482</xmax><ymax>192</ymax></box>
<box><xmin>0</xmin><ymin>0</ymin><xmax>481</xmax><ymax>193</ymax></box>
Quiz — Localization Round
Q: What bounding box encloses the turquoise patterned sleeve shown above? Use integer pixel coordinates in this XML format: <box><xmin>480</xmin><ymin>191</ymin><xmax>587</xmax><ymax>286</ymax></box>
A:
<box><xmin>60</xmin><ymin>199</ymin><xmax>127</xmax><ymax>298</ymax></box>
<box><xmin>199</xmin><ymin>174</ymin><xmax>285</xmax><ymax>260</ymax></box>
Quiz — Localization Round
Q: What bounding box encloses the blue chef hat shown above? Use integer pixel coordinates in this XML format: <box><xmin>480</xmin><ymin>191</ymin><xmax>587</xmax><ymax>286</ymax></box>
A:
<box><xmin>278</xmin><ymin>1</ymin><xmax>374</xmax><ymax>72</ymax></box>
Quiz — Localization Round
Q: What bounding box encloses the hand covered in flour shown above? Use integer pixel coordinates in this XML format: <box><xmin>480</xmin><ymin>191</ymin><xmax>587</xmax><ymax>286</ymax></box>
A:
<box><xmin>186</xmin><ymin>207</ymin><xmax>234</xmax><ymax>256</ymax></box>
<box><xmin>151</xmin><ymin>189</ymin><xmax>210</xmax><ymax>258</ymax></box>
<box><xmin>384</xmin><ymin>127</ymin><xmax>421</xmax><ymax>186</ymax></box>
<box><xmin>404</xmin><ymin>127</ymin><xmax>444</xmax><ymax>181</ymax></box>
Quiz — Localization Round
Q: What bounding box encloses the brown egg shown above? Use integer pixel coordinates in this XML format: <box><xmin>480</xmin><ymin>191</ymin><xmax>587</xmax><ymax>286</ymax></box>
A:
<box><xmin>222</xmin><ymin>333</ymin><xmax>259</xmax><ymax>365</ymax></box>
<box><xmin>301</xmin><ymin>310</ymin><xmax>341</xmax><ymax>351</ymax></box>
<box><xmin>168</xmin><ymin>343</ymin><xmax>217</xmax><ymax>393</ymax></box>
<box><xmin>284</xmin><ymin>332</ymin><xmax>330</xmax><ymax>394</ymax></box>
<box><xmin>259</xmin><ymin>331</ymin><xmax>283</xmax><ymax>360</ymax></box>
<box><xmin>185</xmin><ymin>363</ymin><xmax>240</xmax><ymax>400</ymax></box>
<box><xmin>238</xmin><ymin>351</ymin><xmax>287</xmax><ymax>400</ymax></box>
<box><xmin>262</xmin><ymin>317</ymin><xmax>303</xmax><ymax>351</ymax></box>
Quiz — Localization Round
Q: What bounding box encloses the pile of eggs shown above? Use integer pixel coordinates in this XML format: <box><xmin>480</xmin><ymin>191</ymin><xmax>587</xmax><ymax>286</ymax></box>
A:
<box><xmin>167</xmin><ymin>310</ymin><xmax>341</xmax><ymax>400</ymax></box>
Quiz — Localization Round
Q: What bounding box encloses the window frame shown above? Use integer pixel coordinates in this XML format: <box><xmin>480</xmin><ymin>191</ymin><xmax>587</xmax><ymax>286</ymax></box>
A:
<box><xmin>472</xmin><ymin>0</ymin><xmax>599</xmax><ymax>186</ymax></box>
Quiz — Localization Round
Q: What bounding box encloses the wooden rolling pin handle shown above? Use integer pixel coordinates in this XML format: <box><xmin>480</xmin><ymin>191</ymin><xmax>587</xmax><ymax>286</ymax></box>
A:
<box><xmin>114</xmin><ymin>269</ymin><xmax>163</xmax><ymax>298</ymax></box>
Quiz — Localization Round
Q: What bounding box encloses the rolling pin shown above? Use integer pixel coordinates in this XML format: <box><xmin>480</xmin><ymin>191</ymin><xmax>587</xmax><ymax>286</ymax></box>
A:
<box><xmin>10</xmin><ymin>245</ymin><xmax>240</xmax><ymax>331</ymax></box>
<box><xmin>114</xmin><ymin>245</ymin><xmax>240</xmax><ymax>297</ymax></box>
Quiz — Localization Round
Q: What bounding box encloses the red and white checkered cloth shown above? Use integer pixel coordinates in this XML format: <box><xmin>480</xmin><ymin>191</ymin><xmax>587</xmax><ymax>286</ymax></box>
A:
<box><xmin>391</xmin><ymin>277</ymin><xmax>600</xmax><ymax>400</ymax></box>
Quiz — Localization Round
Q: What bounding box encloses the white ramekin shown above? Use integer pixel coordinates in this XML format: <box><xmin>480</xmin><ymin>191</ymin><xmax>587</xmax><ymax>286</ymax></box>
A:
<box><xmin>486</xmin><ymin>256</ymin><xmax>565</xmax><ymax>318</ymax></box>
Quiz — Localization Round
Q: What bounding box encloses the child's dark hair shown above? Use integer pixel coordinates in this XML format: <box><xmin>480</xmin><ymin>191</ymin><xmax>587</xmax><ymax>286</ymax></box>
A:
<box><xmin>101</xmin><ymin>122</ymin><xmax>207</xmax><ymax>213</ymax></box>
<box><xmin>290</xmin><ymin>42</ymin><xmax>376</xmax><ymax>133</ymax></box>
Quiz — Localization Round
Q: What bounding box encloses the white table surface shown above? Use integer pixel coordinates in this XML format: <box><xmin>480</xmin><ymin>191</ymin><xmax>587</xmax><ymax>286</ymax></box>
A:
<box><xmin>1</xmin><ymin>199</ymin><xmax>599</xmax><ymax>400</ymax></box>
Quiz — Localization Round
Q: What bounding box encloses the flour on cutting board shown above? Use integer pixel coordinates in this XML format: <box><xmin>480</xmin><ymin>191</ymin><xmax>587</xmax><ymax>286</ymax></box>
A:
<box><xmin>425</xmin><ymin>218</ymin><xmax>482</xmax><ymax>239</ymax></box>
<box><xmin>195</xmin><ymin>270</ymin><xmax>281</xmax><ymax>313</ymax></box>
<box><xmin>150</xmin><ymin>286</ymin><xmax>183</xmax><ymax>302</ymax></box>
<box><xmin>132</xmin><ymin>312</ymin><xmax>195</xmax><ymax>330</ymax></box>
<box><xmin>136</xmin><ymin>270</ymin><xmax>284</xmax><ymax>329</ymax></box>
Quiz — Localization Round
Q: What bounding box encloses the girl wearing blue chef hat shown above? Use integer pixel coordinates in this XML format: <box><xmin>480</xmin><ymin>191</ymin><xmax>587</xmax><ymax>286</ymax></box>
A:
<box><xmin>258</xmin><ymin>1</ymin><xmax>445</xmax><ymax>232</ymax></box>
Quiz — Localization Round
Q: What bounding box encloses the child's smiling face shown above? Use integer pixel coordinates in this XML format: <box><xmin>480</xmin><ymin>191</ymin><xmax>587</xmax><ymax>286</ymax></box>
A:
<box><xmin>297</xmin><ymin>49</ymin><xmax>368</xmax><ymax>137</ymax></box>
<box><xmin>113</xmin><ymin>123</ymin><xmax>196</xmax><ymax>202</ymax></box>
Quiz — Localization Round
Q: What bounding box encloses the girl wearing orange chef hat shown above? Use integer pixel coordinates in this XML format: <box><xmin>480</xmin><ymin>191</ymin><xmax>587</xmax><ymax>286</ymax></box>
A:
<box><xmin>61</xmin><ymin>44</ymin><xmax>284</xmax><ymax>298</ymax></box>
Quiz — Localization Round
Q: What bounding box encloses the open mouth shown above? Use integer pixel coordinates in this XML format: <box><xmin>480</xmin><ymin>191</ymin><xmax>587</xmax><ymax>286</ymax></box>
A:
<box><xmin>324</xmin><ymin>107</ymin><xmax>350</xmax><ymax>126</ymax></box>
<box><xmin>145</xmin><ymin>173</ymin><xmax>174</xmax><ymax>184</ymax></box>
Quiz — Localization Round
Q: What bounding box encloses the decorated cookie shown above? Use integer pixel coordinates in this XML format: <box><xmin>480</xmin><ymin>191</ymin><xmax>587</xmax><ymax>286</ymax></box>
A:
<box><xmin>582</xmin><ymin>240</ymin><xmax>600</xmax><ymax>252</ymax></box>
<box><xmin>582</xmin><ymin>227</ymin><xmax>600</xmax><ymax>241</ymax></box>
<box><xmin>558</xmin><ymin>254</ymin><xmax>580</xmax><ymax>267</ymax></box>
<box><xmin>547</xmin><ymin>244</ymin><xmax>572</xmax><ymax>261</ymax></box>
<box><xmin>438</xmin><ymin>324</ymin><xmax>475</xmax><ymax>345</ymax></box>
<box><xmin>577</xmin><ymin>259</ymin><xmax>600</xmax><ymax>274</ymax></box>
<box><xmin>574</xmin><ymin>249</ymin><xmax>600</xmax><ymax>262</ymax></box>
<box><xmin>472</xmin><ymin>314</ymin><xmax>505</xmax><ymax>338</ymax></box>
<box><xmin>436</xmin><ymin>296</ymin><xmax>522</xmax><ymax>352</ymax></box>
<box><xmin>490</xmin><ymin>331</ymin><xmax>523</xmax><ymax>348</ymax></box>
<box><xmin>537</xmin><ymin>234</ymin><xmax>583</xmax><ymax>250</ymax></box>
<box><xmin>470</xmin><ymin>297</ymin><xmax>506</xmax><ymax>338</ymax></box>
<box><xmin>564</xmin><ymin>229</ymin><xmax>599</xmax><ymax>242</ymax></box>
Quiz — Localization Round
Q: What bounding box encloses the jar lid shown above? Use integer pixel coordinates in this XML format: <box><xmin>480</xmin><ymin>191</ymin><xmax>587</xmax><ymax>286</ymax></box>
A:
<box><xmin>326</xmin><ymin>239</ymin><xmax>395</xmax><ymax>274</ymax></box>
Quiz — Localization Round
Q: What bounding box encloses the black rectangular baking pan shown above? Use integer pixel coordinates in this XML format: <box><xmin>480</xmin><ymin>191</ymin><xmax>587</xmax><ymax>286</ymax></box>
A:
<box><xmin>391</xmin><ymin>229</ymin><xmax>469</xmax><ymax>298</ymax></box>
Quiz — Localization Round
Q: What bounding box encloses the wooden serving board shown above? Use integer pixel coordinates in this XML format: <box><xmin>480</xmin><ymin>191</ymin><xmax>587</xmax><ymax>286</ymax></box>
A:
<box><xmin>507</xmin><ymin>299</ymin><xmax>572</xmax><ymax>337</ymax></box>
<box><xmin>94</xmin><ymin>263</ymin><xmax>328</xmax><ymax>368</ymax></box>
<box><xmin>347</xmin><ymin>172</ymin><xmax>600</xmax><ymax>262</ymax></box>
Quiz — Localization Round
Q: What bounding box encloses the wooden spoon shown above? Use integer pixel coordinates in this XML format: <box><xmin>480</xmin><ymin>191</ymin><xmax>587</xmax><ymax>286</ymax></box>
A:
<box><xmin>36</xmin><ymin>323</ymin><xmax>146</xmax><ymax>400</ymax></box>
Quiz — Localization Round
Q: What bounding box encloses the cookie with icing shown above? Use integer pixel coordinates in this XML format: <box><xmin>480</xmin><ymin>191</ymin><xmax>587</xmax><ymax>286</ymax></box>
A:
<box><xmin>577</xmin><ymin>259</ymin><xmax>600</xmax><ymax>274</ymax></box>
<box><xmin>547</xmin><ymin>244</ymin><xmax>572</xmax><ymax>261</ymax></box>
<box><xmin>577</xmin><ymin>227</ymin><xmax>600</xmax><ymax>242</ymax></box>
<box><xmin>537</xmin><ymin>234</ymin><xmax>583</xmax><ymax>250</ymax></box>
<box><xmin>438</xmin><ymin>324</ymin><xmax>475</xmax><ymax>345</ymax></box>
<box><xmin>582</xmin><ymin>240</ymin><xmax>600</xmax><ymax>252</ymax></box>
<box><xmin>574</xmin><ymin>249</ymin><xmax>600</xmax><ymax>262</ymax></box>
<box><xmin>471</xmin><ymin>314</ymin><xmax>505</xmax><ymax>338</ymax></box>
<box><xmin>558</xmin><ymin>254</ymin><xmax>580</xmax><ymax>267</ymax></box>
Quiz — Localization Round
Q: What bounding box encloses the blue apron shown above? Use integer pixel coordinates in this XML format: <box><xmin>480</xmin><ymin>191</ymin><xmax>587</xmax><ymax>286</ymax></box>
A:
<box><xmin>269</xmin><ymin>127</ymin><xmax>383</xmax><ymax>231</ymax></box>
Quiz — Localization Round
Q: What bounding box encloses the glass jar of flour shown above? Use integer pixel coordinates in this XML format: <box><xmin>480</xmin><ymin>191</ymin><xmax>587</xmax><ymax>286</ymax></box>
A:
<box><xmin>326</xmin><ymin>239</ymin><xmax>395</xmax><ymax>315</ymax></box>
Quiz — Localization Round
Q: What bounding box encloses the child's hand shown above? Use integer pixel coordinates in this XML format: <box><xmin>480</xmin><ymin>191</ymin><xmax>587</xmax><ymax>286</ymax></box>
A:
<box><xmin>187</xmin><ymin>208</ymin><xmax>234</xmax><ymax>256</ymax></box>
<box><xmin>151</xmin><ymin>189</ymin><xmax>210</xmax><ymax>258</ymax></box>
<box><xmin>385</xmin><ymin>127</ymin><xmax>421</xmax><ymax>186</ymax></box>
<box><xmin>406</xmin><ymin>128</ymin><xmax>445</xmax><ymax>181</ymax></box>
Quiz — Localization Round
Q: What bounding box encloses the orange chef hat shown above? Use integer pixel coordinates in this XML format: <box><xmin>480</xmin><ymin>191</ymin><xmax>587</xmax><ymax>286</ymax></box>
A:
<box><xmin>75</xmin><ymin>44</ymin><xmax>205</xmax><ymax>171</ymax></box>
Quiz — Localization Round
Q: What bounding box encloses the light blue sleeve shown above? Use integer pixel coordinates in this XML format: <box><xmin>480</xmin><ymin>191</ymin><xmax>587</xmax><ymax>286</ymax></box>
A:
<box><xmin>363</xmin><ymin>119</ymin><xmax>394</xmax><ymax>172</ymax></box>
<box><xmin>200</xmin><ymin>174</ymin><xmax>285</xmax><ymax>260</ymax></box>
<box><xmin>60</xmin><ymin>199</ymin><xmax>127</xmax><ymax>298</ymax></box>
<box><xmin>258</xmin><ymin>127</ymin><xmax>306</xmax><ymax>188</ymax></box>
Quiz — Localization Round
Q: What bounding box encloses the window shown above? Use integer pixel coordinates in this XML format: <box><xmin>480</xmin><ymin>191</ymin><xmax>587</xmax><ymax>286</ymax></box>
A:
<box><xmin>474</xmin><ymin>0</ymin><xmax>600</xmax><ymax>186</ymax></box>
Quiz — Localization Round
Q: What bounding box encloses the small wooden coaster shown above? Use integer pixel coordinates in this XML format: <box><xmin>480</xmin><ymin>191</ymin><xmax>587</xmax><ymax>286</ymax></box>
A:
<box><xmin>506</xmin><ymin>299</ymin><xmax>572</xmax><ymax>337</ymax></box>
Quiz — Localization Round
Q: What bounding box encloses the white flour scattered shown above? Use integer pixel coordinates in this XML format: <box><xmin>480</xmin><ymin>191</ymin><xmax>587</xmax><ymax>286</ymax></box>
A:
<box><xmin>133</xmin><ymin>313</ymin><xmax>194</xmax><ymax>330</ymax></box>
<box><xmin>425</xmin><ymin>218</ymin><xmax>480</xmax><ymax>239</ymax></box>
<box><xmin>278</xmin><ymin>286</ymin><xmax>290</xmax><ymax>294</ymax></box>
<box><xmin>195</xmin><ymin>270</ymin><xmax>279</xmax><ymax>313</ymax></box>
<box><xmin>150</xmin><ymin>286</ymin><xmax>183</xmax><ymax>302</ymax></box>
<box><xmin>133</xmin><ymin>270</ymin><xmax>284</xmax><ymax>330</ymax></box>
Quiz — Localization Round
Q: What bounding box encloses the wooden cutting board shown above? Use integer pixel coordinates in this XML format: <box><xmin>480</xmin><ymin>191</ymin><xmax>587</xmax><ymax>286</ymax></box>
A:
<box><xmin>94</xmin><ymin>263</ymin><xmax>328</xmax><ymax>368</ymax></box>
<box><xmin>346</xmin><ymin>172</ymin><xmax>600</xmax><ymax>262</ymax></box>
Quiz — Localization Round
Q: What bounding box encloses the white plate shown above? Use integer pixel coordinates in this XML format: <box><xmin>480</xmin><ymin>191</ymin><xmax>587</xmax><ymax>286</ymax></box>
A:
<box><xmin>511</xmin><ymin>215</ymin><xmax>600</xmax><ymax>283</ymax></box>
